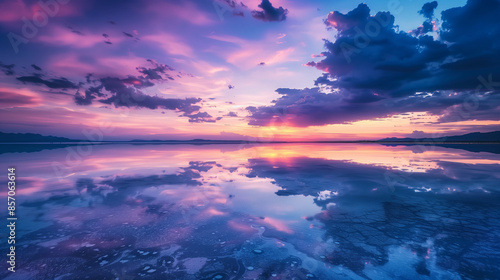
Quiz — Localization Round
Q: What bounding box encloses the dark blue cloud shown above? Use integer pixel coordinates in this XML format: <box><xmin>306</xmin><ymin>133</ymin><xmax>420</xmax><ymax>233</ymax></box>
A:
<box><xmin>411</xmin><ymin>1</ymin><xmax>438</xmax><ymax>37</ymax></box>
<box><xmin>247</xmin><ymin>86</ymin><xmax>500</xmax><ymax>127</ymax></box>
<box><xmin>324</xmin><ymin>3</ymin><xmax>371</xmax><ymax>32</ymax></box>
<box><xmin>75</xmin><ymin>60</ymin><xmax>208</xmax><ymax>118</ymax></box>
<box><xmin>0</xmin><ymin>61</ymin><xmax>15</xmax><ymax>76</ymax></box>
<box><xmin>10</xmin><ymin>58</ymin><xmax>217</xmax><ymax>122</ymax></box>
<box><xmin>186</xmin><ymin>111</ymin><xmax>220</xmax><ymax>123</ymax></box>
<box><xmin>249</xmin><ymin>0</ymin><xmax>500</xmax><ymax>127</ymax></box>
<box><xmin>419</xmin><ymin>1</ymin><xmax>438</xmax><ymax>18</ymax></box>
<box><xmin>313</xmin><ymin>3</ymin><xmax>450</xmax><ymax>96</ymax></box>
<box><xmin>97</xmin><ymin>77</ymin><xmax>202</xmax><ymax>115</ymax></box>
<box><xmin>317</xmin><ymin>0</ymin><xmax>500</xmax><ymax>95</ymax></box>
<box><xmin>252</xmin><ymin>0</ymin><xmax>288</xmax><ymax>22</ymax></box>
<box><xmin>225</xmin><ymin>111</ymin><xmax>238</xmax><ymax>117</ymax></box>
<box><xmin>136</xmin><ymin>60</ymin><xmax>174</xmax><ymax>80</ymax></box>
<box><xmin>74</xmin><ymin>85</ymin><xmax>103</xmax><ymax>106</ymax></box>
<box><xmin>17</xmin><ymin>74</ymin><xmax>79</xmax><ymax>89</ymax></box>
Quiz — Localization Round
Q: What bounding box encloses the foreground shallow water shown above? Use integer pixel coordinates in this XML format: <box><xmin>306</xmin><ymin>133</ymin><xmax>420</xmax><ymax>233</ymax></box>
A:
<box><xmin>1</xmin><ymin>143</ymin><xmax>499</xmax><ymax>279</ymax></box>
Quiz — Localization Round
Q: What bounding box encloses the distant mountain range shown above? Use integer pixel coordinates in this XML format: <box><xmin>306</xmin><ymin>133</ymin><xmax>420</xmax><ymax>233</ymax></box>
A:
<box><xmin>0</xmin><ymin>132</ymin><xmax>76</xmax><ymax>143</ymax></box>
<box><xmin>378</xmin><ymin>131</ymin><xmax>500</xmax><ymax>143</ymax></box>
<box><xmin>0</xmin><ymin>132</ymin><xmax>254</xmax><ymax>144</ymax></box>
<box><xmin>1</xmin><ymin>131</ymin><xmax>499</xmax><ymax>143</ymax></box>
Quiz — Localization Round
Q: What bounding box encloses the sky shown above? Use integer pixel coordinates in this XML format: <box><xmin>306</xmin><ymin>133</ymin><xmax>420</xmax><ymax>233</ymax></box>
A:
<box><xmin>0</xmin><ymin>0</ymin><xmax>499</xmax><ymax>141</ymax></box>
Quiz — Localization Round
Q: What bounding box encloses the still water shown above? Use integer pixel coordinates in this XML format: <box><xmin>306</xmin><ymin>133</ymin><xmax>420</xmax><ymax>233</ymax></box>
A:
<box><xmin>1</xmin><ymin>143</ymin><xmax>499</xmax><ymax>279</ymax></box>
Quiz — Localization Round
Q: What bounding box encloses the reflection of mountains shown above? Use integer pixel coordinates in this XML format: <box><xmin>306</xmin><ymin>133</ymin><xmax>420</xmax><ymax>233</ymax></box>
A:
<box><xmin>382</xmin><ymin>143</ymin><xmax>500</xmax><ymax>154</ymax></box>
<box><xmin>0</xmin><ymin>143</ymin><xmax>75</xmax><ymax>154</ymax></box>
<box><xmin>379</xmin><ymin>131</ymin><xmax>500</xmax><ymax>154</ymax></box>
<box><xmin>246</xmin><ymin>156</ymin><xmax>500</xmax><ymax>279</ymax></box>
<box><xmin>3</xmin><ymin>143</ymin><xmax>500</xmax><ymax>156</ymax></box>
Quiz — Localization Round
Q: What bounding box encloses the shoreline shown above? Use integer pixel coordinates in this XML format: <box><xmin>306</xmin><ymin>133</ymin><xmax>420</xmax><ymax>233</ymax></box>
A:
<box><xmin>1</xmin><ymin>141</ymin><xmax>500</xmax><ymax>145</ymax></box>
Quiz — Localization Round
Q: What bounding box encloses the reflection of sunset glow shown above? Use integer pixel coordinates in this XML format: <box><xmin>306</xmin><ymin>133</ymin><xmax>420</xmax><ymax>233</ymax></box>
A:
<box><xmin>260</xmin><ymin>217</ymin><xmax>294</xmax><ymax>234</ymax></box>
<box><xmin>228</xmin><ymin>220</ymin><xmax>257</xmax><ymax>234</ymax></box>
<box><xmin>205</xmin><ymin>208</ymin><xmax>226</xmax><ymax>216</ymax></box>
<box><xmin>0</xmin><ymin>177</ymin><xmax>44</xmax><ymax>196</ymax></box>
<box><xmin>2</xmin><ymin>143</ymin><xmax>498</xmax><ymax>278</ymax></box>
<box><xmin>3</xmin><ymin>143</ymin><xmax>499</xmax><ymax>201</ymax></box>
<box><xmin>233</xmin><ymin>144</ymin><xmax>500</xmax><ymax>173</ymax></box>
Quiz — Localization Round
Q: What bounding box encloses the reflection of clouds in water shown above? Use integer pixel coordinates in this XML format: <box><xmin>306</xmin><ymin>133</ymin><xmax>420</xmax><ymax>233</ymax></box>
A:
<box><xmin>245</xmin><ymin>155</ymin><xmax>500</xmax><ymax>279</ymax></box>
<box><xmin>2</xmin><ymin>144</ymin><xmax>500</xmax><ymax>279</ymax></box>
<box><xmin>247</xmin><ymin>156</ymin><xmax>499</xmax><ymax>199</ymax></box>
<box><xmin>317</xmin><ymin>190</ymin><xmax>339</xmax><ymax>201</ymax></box>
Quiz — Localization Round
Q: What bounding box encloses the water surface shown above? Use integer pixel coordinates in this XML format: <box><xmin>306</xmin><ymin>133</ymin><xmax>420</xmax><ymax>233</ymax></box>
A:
<box><xmin>1</xmin><ymin>143</ymin><xmax>499</xmax><ymax>279</ymax></box>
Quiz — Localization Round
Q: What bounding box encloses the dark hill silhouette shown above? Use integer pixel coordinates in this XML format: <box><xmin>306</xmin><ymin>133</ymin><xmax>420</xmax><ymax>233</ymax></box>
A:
<box><xmin>379</xmin><ymin>131</ymin><xmax>500</xmax><ymax>143</ymax></box>
<box><xmin>0</xmin><ymin>132</ymin><xmax>76</xmax><ymax>143</ymax></box>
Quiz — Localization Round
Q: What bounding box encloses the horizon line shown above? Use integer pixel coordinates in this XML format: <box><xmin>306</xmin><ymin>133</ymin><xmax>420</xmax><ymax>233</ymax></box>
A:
<box><xmin>2</xmin><ymin>140</ymin><xmax>500</xmax><ymax>145</ymax></box>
